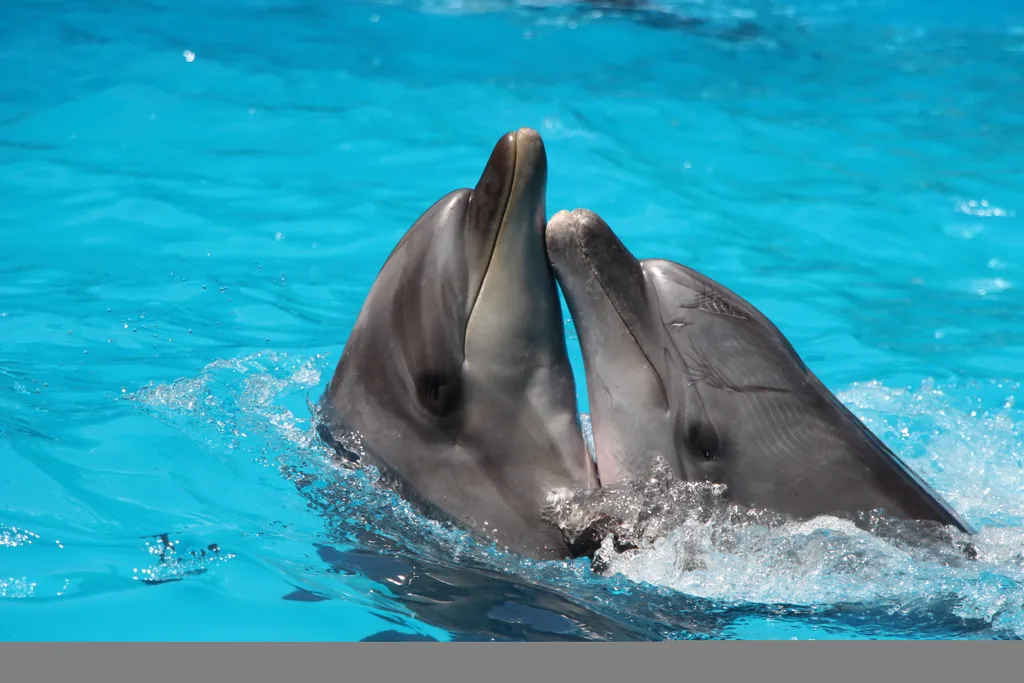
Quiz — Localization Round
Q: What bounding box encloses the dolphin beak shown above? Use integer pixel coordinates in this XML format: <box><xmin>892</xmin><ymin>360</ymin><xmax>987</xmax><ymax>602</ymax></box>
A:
<box><xmin>464</xmin><ymin>128</ymin><xmax>549</xmax><ymax>337</ymax></box>
<box><xmin>485</xmin><ymin>127</ymin><xmax>547</xmax><ymax>256</ymax></box>
<box><xmin>463</xmin><ymin>128</ymin><xmax>547</xmax><ymax>321</ymax></box>
<box><xmin>546</xmin><ymin>207</ymin><xmax>668</xmax><ymax>407</ymax></box>
<box><xmin>506</xmin><ymin>127</ymin><xmax>547</xmax><ymax>230</ymax></box>
<box><xmin>546</xmin><ymin>208</ymin><xmax>650</xmax><ymax>337</ymax></box>
<box><xmin>464</xmin><ymin>131</ymin><xmax>598</xmax><ymax>491</ymax></box>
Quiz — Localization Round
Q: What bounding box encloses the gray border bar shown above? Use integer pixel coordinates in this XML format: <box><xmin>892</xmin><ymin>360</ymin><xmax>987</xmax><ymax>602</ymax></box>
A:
<box><xmin>1</xmin><ymin>642</ymin><xmax>1018</xmax><ymax>683</ymax></box>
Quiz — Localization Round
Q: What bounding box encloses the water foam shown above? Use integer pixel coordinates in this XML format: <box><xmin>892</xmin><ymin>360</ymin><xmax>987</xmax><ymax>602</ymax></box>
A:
<box><xmin>575</xmin><ymin>379</ymin><xmax>1024</xmax><ymax>636</ymax></box>
<box><xmin>134</xmin><ymin>353</ymin><xmax>1024</xmax><ymax>638</ymax></box>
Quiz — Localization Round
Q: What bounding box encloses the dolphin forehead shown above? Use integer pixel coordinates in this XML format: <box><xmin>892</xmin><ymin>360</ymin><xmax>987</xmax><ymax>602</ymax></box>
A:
<box><xmin>347</xmin><ymin>128</ymin><xmax>524</xmax><ymax>375</ymax></box>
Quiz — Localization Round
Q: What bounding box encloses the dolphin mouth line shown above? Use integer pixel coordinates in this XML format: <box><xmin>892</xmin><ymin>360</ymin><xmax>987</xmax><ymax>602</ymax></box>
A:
<box><xmin>572</xmin><ymin>227</ymin><xmax>670</xmax><ymax>407</ymax></box>
<box><xmin>464</xmin><ymin>132</ymin><xmax>523</xmax><ymax>333</ymax></box>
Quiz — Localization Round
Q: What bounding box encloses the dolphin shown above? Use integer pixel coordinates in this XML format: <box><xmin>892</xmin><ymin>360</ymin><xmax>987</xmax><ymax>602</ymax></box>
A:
<box><xmin>317</xmin><ymin>129</ymin><xmax>600</xmax><ymax>561</ymax></box>
<box><xmin>545</xmin><ymin>208</ymin><xmax>974</xmax><ymax>535</ymax></box>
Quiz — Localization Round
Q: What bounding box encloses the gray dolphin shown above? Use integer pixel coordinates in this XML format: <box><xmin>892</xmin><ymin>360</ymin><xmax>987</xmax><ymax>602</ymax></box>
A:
<box><xmin>545</xmin><ymin>208</ymin><xmax>973</xmax><ymax>535</ymax></box>
<box><xmin>318</xmin><ymin>129</ymin><xmax>599</xmax><ymax>561</ymax></box>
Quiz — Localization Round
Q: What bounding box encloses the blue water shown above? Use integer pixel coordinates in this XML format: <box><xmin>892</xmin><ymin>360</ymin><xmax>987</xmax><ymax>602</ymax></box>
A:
<box><xmin>2</xmin><ymin>0</ymin><xmax>1024</xmax><ymax>641</ymax></box>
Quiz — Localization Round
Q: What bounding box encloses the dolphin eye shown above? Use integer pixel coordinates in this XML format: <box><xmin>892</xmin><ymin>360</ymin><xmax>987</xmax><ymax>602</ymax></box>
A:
<box><xmin>417</xmin><ymin>371</ymin><xmax>462</xmax><ymax>417</ymax></box>
<box><xmin>688</xmin><ymin>423</ymin><xmax>720</xmax><ymax>460</ymax></box>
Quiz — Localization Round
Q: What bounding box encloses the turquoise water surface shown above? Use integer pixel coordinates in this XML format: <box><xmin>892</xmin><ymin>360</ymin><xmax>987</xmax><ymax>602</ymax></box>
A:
<box><xmin>2</xmin><ymin>0</ymin><xmax>1024</xmax><ymax>641</ymax></box>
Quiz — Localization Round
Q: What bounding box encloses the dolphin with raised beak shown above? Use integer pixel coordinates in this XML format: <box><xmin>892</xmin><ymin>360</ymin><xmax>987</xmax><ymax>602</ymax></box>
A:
<box><xmin>545</xmin><ymin>207</ymin><xmax>973</xmax><ymax>535</ymax></box>
<box><xmin>318</xmin><ymin>130</ymin><xmax>600</xmax><ymax>560</ymax></box>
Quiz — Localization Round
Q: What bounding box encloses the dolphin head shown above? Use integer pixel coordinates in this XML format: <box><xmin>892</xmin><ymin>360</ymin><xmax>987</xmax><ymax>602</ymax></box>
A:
<box><xmin>545</xmin><ymin>208</ymin><xmax>677</xmax><ymax>486</ymax></box>
<box><xmin>546</xmin><ymin>207</ymin><xmax>806</xmax><ymax>489</ymax></box>
<box><xmin>547</xmin><ymin>208</ymin><xmax>975</xmax><ymax>536</ymax></box>
<box><xmin>325</xmin><ymin>129</ymin><xmax>598</xmax><ymax>560</ymax></box>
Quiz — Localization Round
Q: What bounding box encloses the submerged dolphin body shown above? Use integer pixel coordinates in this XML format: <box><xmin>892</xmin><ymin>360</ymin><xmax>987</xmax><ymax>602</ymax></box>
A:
<box><xmin>545</xmin><ymin>208</ymin><xmax>973</xmax><ymax>535</ymax></box>
<box><xmin>318</xmin><ymin>130</ymin><xmax>599</xmax><ymax>561</ymax></box>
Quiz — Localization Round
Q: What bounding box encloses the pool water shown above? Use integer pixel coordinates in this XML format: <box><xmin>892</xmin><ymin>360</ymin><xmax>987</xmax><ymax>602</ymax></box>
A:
<box><xmin>2</xmin><ymin>0</ymin><xmax>1024</xmax><ymax>641</ymax></box>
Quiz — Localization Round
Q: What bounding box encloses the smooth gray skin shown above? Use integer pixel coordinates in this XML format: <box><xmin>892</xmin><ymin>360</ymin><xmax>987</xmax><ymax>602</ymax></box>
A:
<box><xmin>319</xmin><ymin>129</ymin><xmax>599</xmax><ymax>561</ymax></box>
<box><xmin>546</xmin><ymin>208</ymin><xmax>973</xmax><ymax>535</ymax></box>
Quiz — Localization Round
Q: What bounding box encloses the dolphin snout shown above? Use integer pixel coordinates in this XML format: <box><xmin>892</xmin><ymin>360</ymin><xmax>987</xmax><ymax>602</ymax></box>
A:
<box><xmin>514</xmin><ymin>126</ymin><xmax>542</xmax><ymax>142</ymax></box>
<box><xmin>545</xmin><ymin>208</ymin><xmax>609</xmax><ymax>276</ymax></box>
<box><xmin>545</xmin><ymin>209</ymin><xmax>583</xmax><ymax>259</ymax></box>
